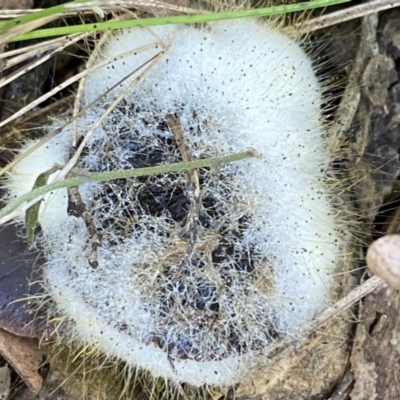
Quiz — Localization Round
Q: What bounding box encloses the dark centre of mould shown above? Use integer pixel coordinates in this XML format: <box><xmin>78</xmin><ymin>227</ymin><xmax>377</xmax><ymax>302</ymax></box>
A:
<box><xmin>79</xmin><ymin>102</ymin><xmax>273</xmax><ymax>360</ymax></box>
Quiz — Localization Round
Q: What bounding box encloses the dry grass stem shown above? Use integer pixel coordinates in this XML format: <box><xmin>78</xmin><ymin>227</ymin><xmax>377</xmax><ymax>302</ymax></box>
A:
<box><xmin>0</xmin><ymin>9</ymin><xmax>37</xmax><ymax>18</ymax></box>
<box><xmin>0</xmin><ymin>34</ymin><xmax>82</xmax><ymax>66</ymax></box>
<box><xmin>0</xmin><ymin>0</ymin><xmax>199</xmax><ymax>19</ymax></box>
<box><xmin>312</xmin><ymin>275</ymin><xmax>384</xmax><ymax>330</ymax></box>
<box><xmin>166</xmin><ymin>115</ymin><xmax>201</xmax><ymax>280</ymax></box>
<box><xmin>0</xmin><ymin>42</ymin><xmax>161</xmax><ymax>129</ymax></box>
<box><xmin>10</xmin><ymin>94</ymin><xmax>73</xmax><ymax>126</ymax></box>
<box><xmin>65</xmin><ymin>0</ymin><xmax>199</xmax><ymax>14</ymax></box>
<box><xmin>0</xmin><ymin>15</ymin><xmax>58</xmax><ymax>45</ymax></box>
<box><xmin>0</xmin><ymin>33</ymin><xmax>86</xmax><ymax>89</ymax></box>
<box><xmin>0</xmin><ymin>8</ymin><xmax>91</xmax><ymax>18</ymax></box>
<box><xmin>294</xmin><ymin>0</ymin><xmax>400</xmax><ymax>34</ymax></box>
<box><xmin>260</xmin><ymin>275</ymin><xmax>384</xmax><ymax>360</ymax></box>
<box><xmin>72</xmin><ymin>18</ymin><xmax>121</xmax><ymax>145</ymax></box>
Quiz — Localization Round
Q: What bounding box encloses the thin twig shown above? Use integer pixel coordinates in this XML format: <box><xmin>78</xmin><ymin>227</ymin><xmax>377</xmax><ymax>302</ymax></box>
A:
<box><xmin>0</xmin><ymin>35</ymin><xmax>79</xmax><ymax>60</ymax></box>
<box><xmin>67</xmin><ymin>187</ymin><xmax>101</xmax><ymax>268</ymax></box>
<box><xmin>166</xmin><ymin>115</ymin><xmax>201</xmax><ymax>241</ymax></box>
<box><xmin>166</xmin><ymin>115</ymin><xmax>201</xmax><ymax>282</ymax></box>
<box><xmin>266</xmin><ymin>275</ymin><xmax>385</xmax><ymax>360</ymax></box>
<box><xmin>311</xmin><ymin>275</ymin><xmax>385</xmax><ymax>330</ymax></box>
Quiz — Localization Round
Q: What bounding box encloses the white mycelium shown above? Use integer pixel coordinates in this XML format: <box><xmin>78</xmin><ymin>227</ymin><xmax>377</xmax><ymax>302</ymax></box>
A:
<box><xmin>6</xmin><ymin>20</ymin><xmax>343</xmax><ymax>387</ymax></box>
<box><xmin>6</xmin><ymin>135</ymin><xmax>71</xmax><ymax>230</ymax></box>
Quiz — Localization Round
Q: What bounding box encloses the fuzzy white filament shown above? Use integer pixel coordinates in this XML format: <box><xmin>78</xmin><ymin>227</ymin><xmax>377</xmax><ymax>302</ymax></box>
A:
<box><xmin>6</xmin><ymin>20</ymin><xmax>343</xmax><ymax>387</ymax></box>
<box><xmin>5</xmin><ymin>135</ymin><xmax>71</xmax><ymax>230</ymax></box>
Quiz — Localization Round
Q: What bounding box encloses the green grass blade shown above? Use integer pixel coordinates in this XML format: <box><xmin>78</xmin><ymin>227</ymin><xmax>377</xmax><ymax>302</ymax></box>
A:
<box><xmin>0</xmin><ymin>150</ymin><xmax>255</xmax><ymax>224</ymax></box>
<box><xmin>0</xmin><ymin>0</ymin><xmax>94</xmax><ymax>32</ymax></box>
<box><xmin>10</xmin><ymin>0</ymin><xmax>350</xmax><ymax>42</ymax></box>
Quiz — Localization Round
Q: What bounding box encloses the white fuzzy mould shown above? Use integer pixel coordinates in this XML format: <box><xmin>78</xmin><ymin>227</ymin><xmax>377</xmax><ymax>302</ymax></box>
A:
<box><xmin>6</xmin><ymin>20</ymin><xmax>344</xmax><ymax>387</ymax></box>
<box><xmin>6</xmin><ymin>133</ymin><xmax>71</xmax><ymax>230</ymax></box>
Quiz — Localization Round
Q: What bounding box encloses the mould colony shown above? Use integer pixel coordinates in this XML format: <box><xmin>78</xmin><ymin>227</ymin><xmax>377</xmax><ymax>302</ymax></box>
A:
<box><xmin>5</xmin><ymin>20</ymin><xmax>344</xmax><ymax>387</ymax></box>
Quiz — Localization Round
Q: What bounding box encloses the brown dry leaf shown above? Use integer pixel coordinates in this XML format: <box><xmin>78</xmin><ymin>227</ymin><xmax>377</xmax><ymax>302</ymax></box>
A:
<box><xmin>351</xmin><ymin>11</ymin><xmax>400</xmax><ymax>222</ymax></box>
<box><xmin>0</xmin><ymin>223</ymin><xmax>48</xmax><ymax>339</ymax></box>
<box><xmin>0</xmin><ymin>328</ymin><xmax>42</xmax><ymax>394</ymax></box>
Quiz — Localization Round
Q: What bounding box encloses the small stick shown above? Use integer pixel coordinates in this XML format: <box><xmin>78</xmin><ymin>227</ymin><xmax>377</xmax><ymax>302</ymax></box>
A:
<box><xmin>166</xmin><ymin>115</ymin><xmax>200</xmax><ymax>242</ymax></box>
<box><xmin>166</xmin><ymin>115</ymin><xmax>201</xmax><ymax>281</ymax></box>
<box><xmin>268</xmin><ymin>274</ymin><xmax>385</xmax><ymax>358</ymax></box>
<box><xmin>311</xmin><ymin>275</ymin><xmax>385</xmax><ymax>330</ymax></box>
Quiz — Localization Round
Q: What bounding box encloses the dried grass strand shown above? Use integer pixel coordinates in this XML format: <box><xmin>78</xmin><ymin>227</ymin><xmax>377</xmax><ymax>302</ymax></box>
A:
<box><xmin>0</xmin><ymin>33</ymin><xmax>86</xmax><ymax>89</ymax></box>
<box><xmin>295</xmin><ymin>0</ymin><xmax>400</xmax><ymax>34</ymax></box>
<box><xmin>0</xmin><ymin>42</ymin><xmax>161</xmax><ymax>129</ymax></box>
<box><xmin>0</xmin><ymin>15</ymin><xmax>58</xmax><ymax>45</ymax></box>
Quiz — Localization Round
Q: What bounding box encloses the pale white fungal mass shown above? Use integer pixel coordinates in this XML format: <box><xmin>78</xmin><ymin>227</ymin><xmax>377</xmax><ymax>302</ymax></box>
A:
<box><xmin>6</xmin><ymin>20</ymin><xmax>344</xmax><ymax>387</ymax></box>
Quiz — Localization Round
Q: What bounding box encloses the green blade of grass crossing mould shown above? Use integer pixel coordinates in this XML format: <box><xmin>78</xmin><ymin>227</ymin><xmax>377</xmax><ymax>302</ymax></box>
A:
<box><xmin>2</xmin><ymin>151</ymin><xmax>255</xmax><ymax>225</ymax></box>
<box><xmin>10</xmin><ymin>0</ymin><xmax>350</xmax><ymax>42</ymax></box>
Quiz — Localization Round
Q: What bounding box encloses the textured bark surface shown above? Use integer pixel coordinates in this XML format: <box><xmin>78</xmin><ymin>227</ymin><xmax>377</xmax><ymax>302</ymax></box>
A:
<box><xmin>348</xmin><ymin>8</ymin><xmax>400</xmax><ymax>400</ymax></box>
<box><xmin>351</xmin><ymin>10</ymin><xmax>400</xmax><ymax>221</ymax></box>
<box><xmin>351</xmin><ymin>284</ymin><xmax>400</xmax><ymax>400</ymax></box>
